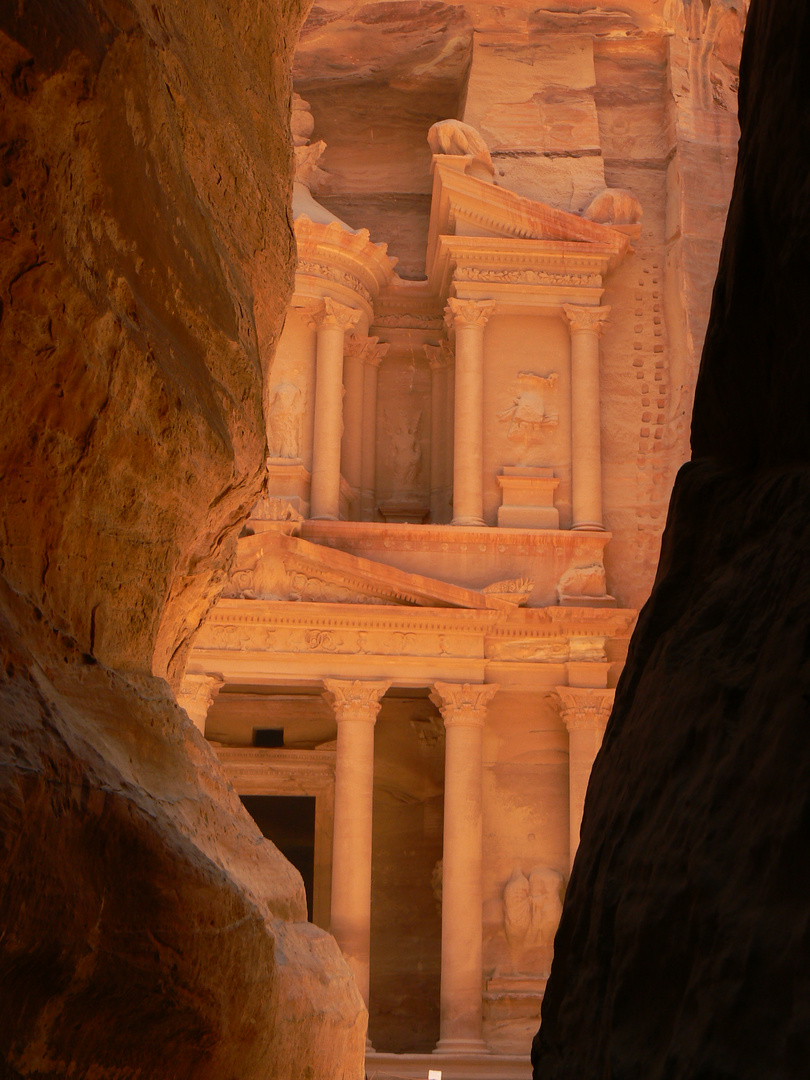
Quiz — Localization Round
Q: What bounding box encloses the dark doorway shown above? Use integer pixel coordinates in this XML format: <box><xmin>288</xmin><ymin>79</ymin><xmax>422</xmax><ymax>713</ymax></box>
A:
<box><xmin>240</xmin><ymin>795</ymin><xmax>316</xmax><ymax>920</ymax></box>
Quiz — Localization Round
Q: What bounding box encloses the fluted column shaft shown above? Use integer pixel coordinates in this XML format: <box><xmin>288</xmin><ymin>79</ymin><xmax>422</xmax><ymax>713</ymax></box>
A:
<box><xmin>563</xmin><ymin>305</ymin><xmax>610</xmax><ymax>531</ymax></box>
<box><xmin>310</xmin><ymin>298</ymin><xmax>360</xmax><ymax>520</ymax></box>
<box><xmin>555</xmin><ymin>686</ymin><xmax>615</xmax><ymax>869</ymax></box>
<box><xmin>445</xmin><ymin>300</ymin><xmax>494</xmax><ymax>527</ymax></box>
<box><xmin>324</xmin><ymin>678</ymin><xmax>391</xmax><ymax>1008</ymax></box>
<box><xmin>430</xmin><ymin>681</ymin><xmax>499</xmax><ymax>1053</ymax></box>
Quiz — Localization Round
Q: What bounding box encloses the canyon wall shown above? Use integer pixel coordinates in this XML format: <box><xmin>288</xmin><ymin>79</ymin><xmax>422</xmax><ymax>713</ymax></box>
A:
<box><xmin>533</xmin><ymin>1</ymin><xmax>810</xmax><ymax>1077</ymax></box>
<box><xmin>0</xmin><ymin>2</ymin><xmax>365</xmax><ymax>1076</ymax></box>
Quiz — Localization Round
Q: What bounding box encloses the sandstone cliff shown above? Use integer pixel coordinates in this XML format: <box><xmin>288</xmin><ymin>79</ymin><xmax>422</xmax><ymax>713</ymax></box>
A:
<box><xmin>0</xmin><ymin>3</ymin><xmax>365</xmax><ymax>1076</ymax></box>
<box><xmin>533</xmin><ymin>1</ymin><xmax>810</xmax><ymax>1077</ymax></box>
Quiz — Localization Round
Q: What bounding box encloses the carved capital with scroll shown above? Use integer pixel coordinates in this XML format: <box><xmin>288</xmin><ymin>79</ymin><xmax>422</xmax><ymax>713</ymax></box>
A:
<box><xmin>552</xmin><ymin>686</ymin><xmax>615</xmax><ymax>732</ymax></box>
<box><xmin>430</xmin><ymin>681</ymin><xmax>500</xmax><ymax>727</ymax></box>
<box><xmin>323</xmin><ymin>678</ymin><xmax>392</xmax><ymax>723</ymax></box>
<box><xmin>562</xmin><ymin>304</ymin><xmax>611</xmax><ymax>336</ymax></box>
<box><xmin>444</xmin><ymin>297</ymin><xmax>496</xmax><ymax>331</ymax></box>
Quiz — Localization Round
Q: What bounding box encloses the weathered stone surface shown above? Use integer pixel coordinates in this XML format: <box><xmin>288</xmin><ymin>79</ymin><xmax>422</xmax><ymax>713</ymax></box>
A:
<box><xmin>533</xmin><ymin>2</ymin><xmax>810</xmax><ymax>1076</ymax></box>
<box><xmin>0</xmin><ymin>1</ymin><xmax>366</xmax><ymax>1076</ymax></box>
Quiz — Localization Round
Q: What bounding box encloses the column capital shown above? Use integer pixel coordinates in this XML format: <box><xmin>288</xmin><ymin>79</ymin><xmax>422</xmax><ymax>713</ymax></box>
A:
<box><xmin>424</xmin><ymin>342</ymin><xmax>454</xmax><ymax>370</ymax></box>
<box><xmin>319</xmin><ymin>296</ymin><xmax>362</xmax><ymax>332</ymax></box>
<box><xmin>562</xmin><ymin>304</ymin><xmax>611</xmax><ymax>336</ymax></box>
<box><xmin>430</xmin><ymin>681</ymin><xmax>500</xmax><ymax>727</ymax></box>
<box><xmin>552</xmin><ymin>686</ymin><xmax>615</xmax><ymax>731</ymax></box>
<box><xmin>345</xmin><ymin>332</ymin><xmax>388</xmax><ymax>366</ymax></box>
<box><xmin>444</xmin><ymin>298</ymin><xmax>496</xmax><ymax>331</ymax></box>
<box><xmin>177</xmin><ymin>672</ymin><xmax>224</xmax><ymax>732</ymax></box>
<box><xmin>323</xmin><ymin>678</ymin><xmax>392</xmax><ymax>722</ymax></box>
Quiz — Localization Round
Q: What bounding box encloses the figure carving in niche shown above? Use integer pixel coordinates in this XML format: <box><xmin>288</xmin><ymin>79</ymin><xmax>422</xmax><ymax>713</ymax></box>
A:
<box><xmin>503</xmin><ymin>866</ymin><xmax>565</xmax><ymax>974</ymax></box>
<box><xmin>267</xmin><ymin>380</ymin><xmax>304</xmax><ymax>459</ymax></box>
<box><xmin>556</xmin><ymin>562</ymin><xmax>607</xmax><ymax>602</ymax></box>
<box><xmin>498</xmin><ymin>373</ymin><xmax>559</xmax><ymax>460</ymax></box>
<box><xmin>384</xmin><ymin>410</ymin><xmax>423</xmax><ymax>492</ymax></box>
<box><xmin>427</xmin><ymin>119</ymin><xmax>495</xmax><ymax>181</ymax></box>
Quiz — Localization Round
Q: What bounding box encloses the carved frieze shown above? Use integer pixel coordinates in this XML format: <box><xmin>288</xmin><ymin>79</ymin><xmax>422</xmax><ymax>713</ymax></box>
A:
<box><xmin>455</xmin><ymin>267</ymin><xmax>601</xmax><ymax>287</ymax></box>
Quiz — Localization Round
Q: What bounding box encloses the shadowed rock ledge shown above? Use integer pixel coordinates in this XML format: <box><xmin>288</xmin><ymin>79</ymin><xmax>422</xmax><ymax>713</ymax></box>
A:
<box><xmin>0</xmin><ymin>2</ymin><xmax>365</xmax><ymax>1076</ymax></box>
<box><xmin>533</xmin><ymin>1</ymin><xmax>810</xmax><ymax>1077</ymax></box>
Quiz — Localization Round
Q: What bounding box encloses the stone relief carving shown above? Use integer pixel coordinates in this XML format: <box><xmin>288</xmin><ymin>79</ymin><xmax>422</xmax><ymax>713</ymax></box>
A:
<box><xmin>482</xmin><ymin>578</ymin><xmax>535</xmax><ymax>606</ymax></box>
<box><xmin>296</xmin><ymin>261</ymin><xmax>373</xmax><ymax>307</ymax></box>
<box><xmin>502</xmin><ymin>866</ymin><xmax>565</xmax><ymax>974</ymax></box>
<box><xmin>267</xmin><ymin>381</ymin><xmax>304</xmax><ymax>459</ymax></box>
<box><xmin>195</xmin><ymin>622</ymin><xmax>481</xmax><ymax>659</ymax></box>
<box><xmin>455</xmin><ymin>267</ymin><xmax>600</xmax><ymax>288</ymax></box>
<box><xmin>556</xmin><ymin>562</ymin><xmax>606</xmax><ymax>602</ymax></box>
<box><xmin>372</xmin><ymin>314</ymin><xmax>445</xmax><ymax>330</ymax></box>
<box><xmin>427</xmin><ymin>119</ymin><xmax>495</xmax><ymax>179</ymax></box>
<box><xmin>498</xmin><ymin>372</ymin><xmax>559</xmax><ymax>447</ymax></box>
<box><xmin>488</xmin><ymin>637</ymin><xmax>570</xmax><ymax>663</ymax></box>
<box><xmin>383</xmin><ymin>410</ymin><xmax>424</xmax><ymax>492</ymax></box>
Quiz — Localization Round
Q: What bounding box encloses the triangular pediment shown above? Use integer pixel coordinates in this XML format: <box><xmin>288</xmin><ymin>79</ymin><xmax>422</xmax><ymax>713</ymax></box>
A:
<box><xmin>425</xmin><ymin>155</ymin><xmax>630</xmax><ymax>290</ymax></box>
<box><xmin>223</xmin><ymin>531</ymin><xmax>523</xmax><ymax>610</ymax></box>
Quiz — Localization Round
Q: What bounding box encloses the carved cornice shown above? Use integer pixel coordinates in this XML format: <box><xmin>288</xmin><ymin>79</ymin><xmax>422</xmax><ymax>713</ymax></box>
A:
<box><xmin>552</xmin><ymin>686</ymin><xmax>615</xmax><ymax>730</ymax></box>
<box><xmin>294</xmin><ymin>217</ymin><xmax>397</xmax><ymax>307</ymax></box>
<box><xmin>323</xmin><ymin>679</ymin><xmax>392</xmax><ymax>722</ymax></box>
<box><xmin>430</xmin><ymin>681</ymin><xmax>499</xmax><ymax>726</ymax></box>
<box><xmin>562</xmin><ymin>304</ymin><xmax>611</xmax><ymax>336</ymax></box>
<box><xmin>444</xmin><ymin>297</ymin><xmax>496</xmax><ymax>330</ymax></box>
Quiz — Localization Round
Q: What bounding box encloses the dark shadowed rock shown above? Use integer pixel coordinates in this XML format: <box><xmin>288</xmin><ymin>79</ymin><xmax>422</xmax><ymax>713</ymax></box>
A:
<box><xmin>533</xmin><ymin>2</ymin><xmax>810</xmax><ymax>1077</ymax></box>
<box><xmin>0</xmin><ymin>1</ymin><xmax>366</xmax><ymax>1076</ymax></box>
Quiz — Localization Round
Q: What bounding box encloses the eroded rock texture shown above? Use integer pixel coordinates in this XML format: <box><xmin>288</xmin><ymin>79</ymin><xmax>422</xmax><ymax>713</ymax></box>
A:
<box><xmin>533</xmin><ymin>2</ymin><xmax>810</xmax><ymax>1077</ymax></box>
<box><xmin>0</xmin><ymin>3</ymin><xmax>365</xmax><ymax>1076</ymax></box>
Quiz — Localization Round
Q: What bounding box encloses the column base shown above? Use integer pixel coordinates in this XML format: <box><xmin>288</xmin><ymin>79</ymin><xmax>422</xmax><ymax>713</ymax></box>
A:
<box><xmin>309</xmin><ymin>513</ymin><xmax>340</xmax><ymax>521</ymax></box>
<box><xmin>451</xmin><ymin>515</ymin><xmax>487</xmax><ymax>527</ymax></box>
<box><xmin>571</xmin><ymin>521</ymin><xmax>605</xmax><ymax>531</ymax></box>
<box><xmin>434</xmin><ymin>1039</ymin><xmax>490</xmax><ymax>1055</ymax></box>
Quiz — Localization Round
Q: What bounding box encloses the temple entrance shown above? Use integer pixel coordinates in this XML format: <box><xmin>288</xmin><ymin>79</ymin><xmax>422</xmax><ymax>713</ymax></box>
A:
<box><xmin>241</xmin><ymin>795</ymin><xmax>317</xmax><ymax>920</ymax></box>
<box><xmin>369</xmin><ymin>692</ymin><xmax>444</xmax><ymax>1053</ymax></box>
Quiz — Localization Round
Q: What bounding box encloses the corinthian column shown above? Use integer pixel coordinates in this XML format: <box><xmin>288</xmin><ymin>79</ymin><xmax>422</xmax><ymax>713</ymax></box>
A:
<box><xmin>323</xmin><ymin>678</ymin><xmax>391</xmax><ymax>1011</ymax></box>
<box><xmin>430</xmin><ymin>681</ymin><xmax>499</xmax><ymax>1053</ymax></box>
<box><xmin>562</xmin><ymin>305</ymin><xmax>610</xmax><ymax>531</ymax></box>
<box><xmin>445</xmin><ymin>299</ymin><xmax>495</xmax><ymax>527</ymax></box>
<box><xmin>553</xmin><ymin>686</ymin><xmax>615</xmax><ymax>869</ymax></box>
<box><xmin>359</xmin><ymin>341</ymin><xmax>388</xmax><ymax>521</ymax></box>
<box><xmin>310</xmin><ymin>298</ymin><xmax>361</xmax><ymax>520</ymax></box>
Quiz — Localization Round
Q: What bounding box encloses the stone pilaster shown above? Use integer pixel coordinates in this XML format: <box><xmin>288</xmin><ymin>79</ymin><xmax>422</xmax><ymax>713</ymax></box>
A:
<box><xmin>359</xmin><ymin>341</ymin><xmax>388</xmax><ymax>521</ymax></box>
<box><xmin>562</xmin><ymin>304</ymin><xmax>610</xmax><ymax>531</ymax></box>
<box><xmin>429</xmin><ymin>680</ymin><xmax>499</xmax><ymax>1053</ymax></box>
<box><xmin>323</xmin><ymin>678</ymin><xmax>391</xmax><ymax>1012</ymax></box>
<box><xmin>309</xmin><ymin>298</ymin><xmax>361</xmax><ymax>520</ymax></box>
<box><xmin>177</xmin><ymin>673</ymin><xmax>224</xmax><ymax>734</ymax></box>
<box><xmin>553</xmin><ymin>686</ymin><xmax>615</xmax><ymax>869</ymax></box>
<box><xmin>425</xmin><ymin>342</ymin><xmax>454</xmax><ymax>523</ymax></box>
<box><xmin>444</xmin><ymin>299</ymin><xmax>495</xmax><ymax>527</ymax></box>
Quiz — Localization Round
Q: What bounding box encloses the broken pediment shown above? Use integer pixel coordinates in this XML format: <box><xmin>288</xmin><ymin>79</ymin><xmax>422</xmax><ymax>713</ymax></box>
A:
<box><xmin>222</xmin><ymin>531</ymin><xmax>518</xmax><ymax>610</ymax></box>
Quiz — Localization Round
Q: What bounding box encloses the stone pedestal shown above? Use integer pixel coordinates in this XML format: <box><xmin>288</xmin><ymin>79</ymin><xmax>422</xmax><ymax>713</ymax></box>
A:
<box><xmin>562</xmin><ymin>305</ymin><xmax>610</xmax><ymax>532</ymax></box>
<box><xmin>554</xmin><ymin>686</ymin><xmax>615</xmax><ymax>869</ymax></box>
<box><xmin>430</xmin><ymin>681</ymin><xmax>499</xmax><ymax>1054</ymax></box>
<box><xmin>497</xmin><ymin>467</ymin><xmax>561</xmax><ymax>529</ymax></box>
<box><xmin>323</xmin><ymin>679</ymin><xmax>391</xmax><ymax>1012</ymax></box>
<box><xmin>445</xmin><ymin>299</ymin><xmax>494</xmax><ymax>527</ymax></box>
<box><xmin>310</xmin><ymin>298</ymin><xmax>361</xmax><ymax>520</ymax></box>
<box><xmin>265</xmin><ymin>458</ymin><xmax>311</xmax><ymax>519</ymax></box>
